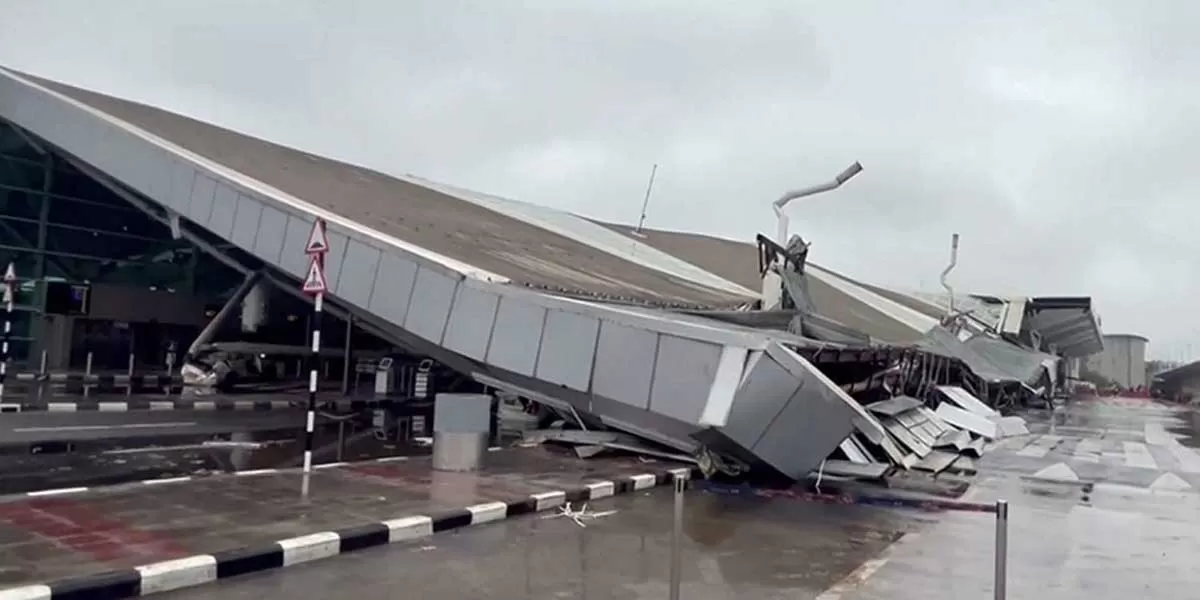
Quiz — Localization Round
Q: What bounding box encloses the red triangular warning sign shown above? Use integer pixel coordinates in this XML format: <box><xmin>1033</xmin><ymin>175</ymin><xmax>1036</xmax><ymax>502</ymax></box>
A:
<box><xmin>305</xmin><ymin>219</ymin><xmax>330</xmax><ymax>255</ymax></box>
<box><xmin>301</xmin><ymin>257</ymin><xmax>328</xmax><ymax>294</ymax></box>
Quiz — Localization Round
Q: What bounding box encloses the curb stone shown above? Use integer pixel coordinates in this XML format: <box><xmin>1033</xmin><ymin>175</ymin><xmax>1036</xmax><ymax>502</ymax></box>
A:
<box><xmin>0</xmin><ymin>466</ymin><xmax>698</xmax><ymax>600</ymax></box>
<box><xmin>0</xmin><ymin>400</ymin><xmax>298</xmax><ymax>413</ymax></box>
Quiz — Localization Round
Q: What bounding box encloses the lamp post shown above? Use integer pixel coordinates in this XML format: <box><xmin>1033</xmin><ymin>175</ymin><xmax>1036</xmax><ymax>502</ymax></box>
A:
<box><xmin>771</xmin><ymin>161</ymin><xmax>863</xmax><ymax>244</ymax></box>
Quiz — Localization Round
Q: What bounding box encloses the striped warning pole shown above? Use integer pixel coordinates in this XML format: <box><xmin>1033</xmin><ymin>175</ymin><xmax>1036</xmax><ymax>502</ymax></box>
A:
<box><xmin>301</xmin><ymin>219</ymin><xmax>331</xmax><ymax>481</ymax></box>
<box><xmin>0</xmin><ymin>263</ymin><xmax>14</xmax><ymax>399</ymax></box>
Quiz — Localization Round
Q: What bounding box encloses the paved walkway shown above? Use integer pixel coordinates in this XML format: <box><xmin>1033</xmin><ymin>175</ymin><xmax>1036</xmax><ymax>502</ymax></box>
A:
<box><xmin>157</xmin><ymin>484</ymin><xmax>928</xmax><ymax>600</ymax></box>
<box><xmin>845</xmin><ymin>396</ymin><xmax>1200</xmax><ymax>599</ymax></box>
<box><xmin>0</xmin><ymin>448</ymin><xmax>667</xmax><ymax>589</ymax></box>
<box><xmin>146</xmin><ymin>396</ymin><xmax>1200</xmax><ymax>599</ymax></box>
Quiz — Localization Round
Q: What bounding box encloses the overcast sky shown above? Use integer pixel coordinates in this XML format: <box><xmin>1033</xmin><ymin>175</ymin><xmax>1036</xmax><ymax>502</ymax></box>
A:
<box><xmin>1</xmin><ymin>1</ymin><xmax>1196</xmax><ymax>358</ymax></box>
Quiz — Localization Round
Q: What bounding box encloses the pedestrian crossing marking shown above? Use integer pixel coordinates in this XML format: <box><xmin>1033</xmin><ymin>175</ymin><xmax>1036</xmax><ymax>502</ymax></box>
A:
<box><xmin>1018</xmin><ymin>434</ymin><xmax>1060</xmax><ymax>458</ymax></box>
<box><xmin>1167</xmin><ymin>444</ymin><xmax>1200</xmax><ymax>474</ymax></box>
<box><xmin>1149</xmin><ymin>472</ymin><xmax>1193</xmax><ymax>491</ymax></box>
<box><xmin>1074</xmin><ymin>438</ymin><xmax>1102</xmax><ymax>462</ymax></box>
<box><xmin>1122</xmin><ymin>442</ymin><xmax>1158</xmax><ymax>469</ymax></box>
<box><xmin>1031</xmin><ymin>462</ymin><xmax>1079</xmax><ymax>482</ymax></box>
<box><xmin>1144</xmin><ymin>423</ymin><xmax>1173</xmax><ymax>446</ymax></box>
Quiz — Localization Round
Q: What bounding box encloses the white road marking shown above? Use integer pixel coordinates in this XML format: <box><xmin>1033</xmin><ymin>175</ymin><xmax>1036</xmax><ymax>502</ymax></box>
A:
<box><xmin>1073</xmin><ymin>438</ymin><xmax>1102</xmax><ymax>462</ymax></box>
<box><xmin>1031</xmin><ymin>462</ymin><xmax>1079</xmax><ymax>482</ymax></box>
<box><xmin>1145</xmin><ymin>423</ymin><xmax>1174</xmax><ymax>446</ymax></box>
<box><xmin>1018</xmin><ymin>434</ymin><xmax>1060</xmax><ymax>458</ymax></box>
<box><xmin>1167</xmin><ymin>444</ymin><xmax>1200</xmax><ymax>474</ymax></box>
<box><xmin>1122</xmin><ymin>442</ymin><xmax>1158</xmax><ymax>469</ymax></box>
<box><xmin>816</xmin><ymin>533</ymin><xmax>916</xmax><ymax>599</ymax></box>
<box><xmin>12</xmin><ymin>421</ymin><xmax>196</xmax><ymax>433</ymax></box>
<box><xmin>1149</xmin><ymin>472</ymin><xmax>1193</xmax><ymax>491</ymax></box>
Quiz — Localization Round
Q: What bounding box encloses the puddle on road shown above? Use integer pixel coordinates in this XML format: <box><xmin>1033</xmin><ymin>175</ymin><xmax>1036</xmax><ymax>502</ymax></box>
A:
<box><xmin>0</xmin><ymin>422</ymin><xmax>432</xmax><ymax>496</ymax></box>
<box><xmin>1166</xmin><ymin>409</ymin><xmax>1200</xmax><ymax>449</ymax></box>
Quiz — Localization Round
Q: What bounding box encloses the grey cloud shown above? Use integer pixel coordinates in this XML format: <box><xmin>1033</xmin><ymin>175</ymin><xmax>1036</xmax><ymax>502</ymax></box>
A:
<box><xmin>0</xmin><ymin>0</ymin><xmax>1195</xmax><ymax>356</ymax></box>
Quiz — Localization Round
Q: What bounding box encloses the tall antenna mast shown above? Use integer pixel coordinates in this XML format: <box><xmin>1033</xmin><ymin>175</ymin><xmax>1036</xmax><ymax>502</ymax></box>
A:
<box><xmin>635</xmin><ymin>164</ymin><xmax>658</xmax><ymax>234</ymax></box>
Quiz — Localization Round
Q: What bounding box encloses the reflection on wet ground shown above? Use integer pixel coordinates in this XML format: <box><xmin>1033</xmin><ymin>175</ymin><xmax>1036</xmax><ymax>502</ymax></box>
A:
<box><xmin>159</xmin><ymin>483</ymin><xmax>931</xmax><ymax>600</ymax></box>
<box><xmin>0</xmin><ymin>422</ymin><xmax>433</xmax><ymax>496</ymax></box>
<box><xmin>849</xmin><ymin>396</ymin><xmax>1200</xmax><ymax>599</ymax></box>
<box><xmin>149</xmin><ymin>396</ymin><xmax>1200</xmax><ymax>600</ymax></box>
<box><xmin>0</xmin><ymin>448</ymin><xmax>665</xmax><ymax>587</ymax></box>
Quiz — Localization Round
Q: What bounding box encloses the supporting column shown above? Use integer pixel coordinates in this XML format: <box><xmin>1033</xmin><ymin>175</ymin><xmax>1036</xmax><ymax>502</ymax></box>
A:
<box><xmin>30</xmin><ymin>154</ymin><xmax>52</xmax><ymax>358</ymax></box>
<box><xmin>341</xmin><ymin>314</ymin><xmax>353</xmax><ymax>396</ymax></box>
<box><xmin>186</xmin><ymin>271</ymin><xmax>262</xmax><ymax>358</ymax></box>
<box><xmin>432</xmin><ymin>393</ymin><xmax>491</xmax><ymax>472</ymax></box>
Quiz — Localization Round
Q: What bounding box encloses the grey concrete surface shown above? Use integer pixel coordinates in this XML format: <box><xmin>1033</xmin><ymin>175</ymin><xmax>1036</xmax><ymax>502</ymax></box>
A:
<box><xmin>148</xmin><ymin>396</ymin><xmax>1200</xmax><ymax>600</ymax></box>
<box><xmin>0</xmin><ymin>448</ymin><xmax>668</xmax><ymax>588</ymax></box>
<box><xmin>158</xmin><ymin>485</ymin><xmax>926</xmax><ymax>600</ymax></box>
<box><xmin>0</xmin><ymin>410</ymin><xmax>306</xmax><ymax>444</ymax></box>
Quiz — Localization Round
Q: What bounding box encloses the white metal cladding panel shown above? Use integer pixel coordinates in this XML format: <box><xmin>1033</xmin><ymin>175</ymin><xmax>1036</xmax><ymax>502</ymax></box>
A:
<box><xmin>486</xmin><ymin>297</ymin><xmax>546</xmax><ymax>376</ymax></box>
<box><xmin>231</xmin><ymin>193</ymin><xmax>263</xmax><ymax>250</ymax></box>
<box><xmin>207</xmin><ymin>182</ymin><xmax>239</xmax><ymax>239</ymax></box>
<box><xmin>649</xmin><ymin>335</ymin><xmax>722</xmax><ymax>425</ymax></box>
<box><xmin>189</xmin><ymin>174</ymin><xmax>218</xmax><ymax>227</ymax></box>
<box><xmin>367</xmin><ymin>251</ymin><xmax>419</xmax><ymax>325</ymax></box>
<box><xmin>751</xmin><ymin>366</ymin><xmax>856</xmax><ymax>477</ymax></box>
<box><xmin>166</xmin><ymin>158</ymin><xmax>196</xmax><ymax>213</ymax></box>
<box><xmin>442</xmin><ymin>284</ymin><xmax>500</xmax><ymax>360</ymax></box>
<box><xmin>252</xmin><ymin>204</ymin><xmax>287</xmax><ymax>265</ymax></box>
<box><xmin>535</xmin><ymin>309</ymin><xmax>601</xmax><ymax>391</ymax></box>
<box><xmin>317</xmin><ymin>228</ymin><xmax>351</xmax><ymax>290</ymax></box>
<box><xmin>718</xmin><ymin>355</ymin><xmax>797</xmax><ymax>441</ymax></box>
<box><xmin>591</xmin><ymin>321</ymin><xmax>658</xmax><ymax>410</ymax></box>
<box><xmin>279</xmin><ymin>213</ymin><xmax>316</xmax><ymax>279</ymax></box>
<box><xmin>337</xmin><ymin>239</ymin><xmax>383</xmax><ymax>308</ymax></box>
<box><xmin>404</xmin><ymin>266</ymin><xmax>458</xmax><ymax>343</ymax></box>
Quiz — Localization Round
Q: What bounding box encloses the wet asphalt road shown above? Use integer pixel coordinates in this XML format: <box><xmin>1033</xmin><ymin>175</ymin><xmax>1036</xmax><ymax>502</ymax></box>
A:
<box><xmin>151</xmin><ymin>396</ymin><xmax>1200</xmax><ymax>599</ymax></box>
<box><xmin>0</xmin><ymin>410</ymin><xmax>306</xmax><ymax>445</ymax></box>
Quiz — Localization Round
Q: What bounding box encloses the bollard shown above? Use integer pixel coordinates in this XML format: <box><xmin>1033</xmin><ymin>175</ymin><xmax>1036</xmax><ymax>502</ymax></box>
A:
<box><xmin>38</xmin><ymin>350</ymin><xmax>47</xmax><ymax>375</ymax></box>
<box><xmin>127</xmin><ymin>353</ymin><xmax>135</xmax><ymax>377</ymax></box>
<box><xmin>994</xmin><ymin>499</ymin><xmax>1008</xmax><ymax>600</ymax></box>
<box><xmin>669</xmin><ymin>477</ymin><xmax>685</xmax><ymax>600</ymax></box>
<box><xmin>83</xmin><ymin>352</ymin><xmax>94</xmax><ymax>399</ymax></box>
<box><xmin>336</xmin><ymin>420</ymin><xmax>346</xmax><ymax>462</ymax></box>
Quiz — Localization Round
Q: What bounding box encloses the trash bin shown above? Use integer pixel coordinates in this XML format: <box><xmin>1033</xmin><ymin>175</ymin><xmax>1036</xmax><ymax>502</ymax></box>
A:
<box><xmin>432</xmin><ymin>393</ymin><xmax>491</xmax><ymax>472</ymax></box>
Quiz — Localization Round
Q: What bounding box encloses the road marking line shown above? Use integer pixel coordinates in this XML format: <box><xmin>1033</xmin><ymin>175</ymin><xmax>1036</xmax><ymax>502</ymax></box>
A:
<box><xmin>1167</xmin><ymin>444</ymin><xmax>1200</xmax><ymax>473</ymax></box>
<box><xmin>12</xmin><ymin>421</ymin><xmax>196</xmax><ymax>433</ymax></box>
<box><xmin>1122</xmin><ymin>442</ymin><xmax>1157</xmax><ymax>469</ymax></box>
<box><xmin>1073</xmin><ymin>438</ymin><xmax>1102</xmax><ymax>462</ymax></box>
<box><xmin>816</xmin><ymin>532</ymin><xmax>916</xmax><ymax>599</ymax></box>
<box><xmin>1017</xmin><ymin>434</ymin><xmax>1060</xmax><ymax>458</ymax></box>
<box><xmin>1149</xmin><ymin>472</ymin><xmax>1193</xmax><ymax>491</ymax></box>
<box><xmin>1145</xmin><ymin>423</ymin><xmax>1173</xmax><ymax>446</ymax></box>
<box><xmin>1030</xmin><ymin>462</ymin><xmax>1079</xmax><ymax>482</ymax></box>
<box><xmin>26</xmin><ymin>486</ymin><xmax>89</xmax><ymax>497</ymax></box>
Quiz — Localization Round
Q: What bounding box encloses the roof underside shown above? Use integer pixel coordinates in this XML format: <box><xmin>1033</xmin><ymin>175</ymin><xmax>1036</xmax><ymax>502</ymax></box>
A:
<box><xmin>18</xmin><ymin>71</ymin><xmax>751</xmax><ymax>310</ymax></box>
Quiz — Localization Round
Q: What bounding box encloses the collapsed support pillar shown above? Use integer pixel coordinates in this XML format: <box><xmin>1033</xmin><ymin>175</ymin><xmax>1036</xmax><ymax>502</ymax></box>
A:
<box><xmin>186</xmin><ymin>271</ymin><xmax>262</xmax><ymax>358</ymax></box>
<box><xmin>432</xmin><ymin>393</ymin><xmax>491</xmax><ymax>472</ymax></box>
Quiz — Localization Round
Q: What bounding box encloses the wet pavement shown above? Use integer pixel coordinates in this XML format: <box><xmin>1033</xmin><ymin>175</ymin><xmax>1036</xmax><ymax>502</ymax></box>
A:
<box><xmin>0</xmin><ymin>421</ymin><xmax>432</xmax><ymax>496</ymax></box>
<box><xmin>846</xmin><ymin>395</ymin><xmax>1200</xmax><ymax>599</ymax></box>
<box><xmin>140</xmin><ymin>396</ymin><xmax>1200</xmax><ymax>600</ymax></box>
<box><xmin>159</xmin><ymin>485</ymin><xmax>928</xmax><ymax>600</ymax></box>
<box><xmin>0</xmin><ymin>448</ymin><xmax>670</xmax><ymax>589</ymax></box>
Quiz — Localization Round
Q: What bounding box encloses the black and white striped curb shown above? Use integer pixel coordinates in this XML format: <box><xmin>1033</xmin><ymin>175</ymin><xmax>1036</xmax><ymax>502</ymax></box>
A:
<box><xmin>0</xmin><ymin>399</ymin><xmax>299</xmax><ymax>413</ymax></box>
<box><xmin>0</xmin><ymin>466</ymin><xmax>696</xmax><ymax>600</ymax></box>
<box><xmin>13</xmin><ymin>373</ymin><xmax>183</xmax><ymax>385</ymax></box>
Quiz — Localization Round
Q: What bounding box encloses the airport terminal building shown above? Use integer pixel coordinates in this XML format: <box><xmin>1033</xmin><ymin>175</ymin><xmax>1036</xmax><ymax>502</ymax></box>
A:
<box><xmin>0</xmin><ymin>67</ymin><xmax>1105</xmax><ymax>481</ymax></box>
